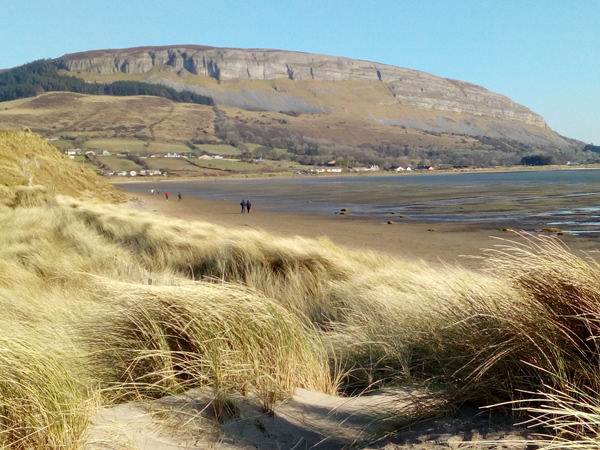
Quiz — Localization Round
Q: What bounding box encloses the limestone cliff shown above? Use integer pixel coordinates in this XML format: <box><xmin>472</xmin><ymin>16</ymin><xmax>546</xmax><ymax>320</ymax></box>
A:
<box><xmin>58</xmin><ymin>46</ymin><xmax>545</xmax><ymax>124</ymax></box>
<box><xmin>55</xmin><ymin>45</ymin><xmax>573</xmax><ymax>149</ymax></box>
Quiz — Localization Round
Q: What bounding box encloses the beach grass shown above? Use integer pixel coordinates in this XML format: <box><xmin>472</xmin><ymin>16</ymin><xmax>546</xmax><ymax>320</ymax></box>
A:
<box><xmin>3</xmin><ymin>183</ymin><xmax>600</xmax><ymax>445</ymax></box>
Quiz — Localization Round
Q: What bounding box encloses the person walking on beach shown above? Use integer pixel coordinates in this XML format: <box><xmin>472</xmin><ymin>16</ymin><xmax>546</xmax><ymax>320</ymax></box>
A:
<box><xmin>178</xmin><ymin>192</ymin><xmax>182</xmax><ymax>201</ymax></box>
<box><xmin>246</xmin><ymin>199</ymin><xmax>252</xmax><ymax>214</ymax></box>
<box><xmin>240</xmin><ymin>199</ymin><xmax>247</xmax><ymax>213</ymax></box>
<box><xmin>165</xmin><ymin>192</ymin><xmax>169</xmax><ymax>201</ymax></box>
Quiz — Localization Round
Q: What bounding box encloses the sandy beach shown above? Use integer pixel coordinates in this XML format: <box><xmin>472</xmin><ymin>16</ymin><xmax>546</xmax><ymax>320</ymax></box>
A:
<box><xmin>125</xmin><ymin>191</ymin><xmax>600</xmax><ymax>272</ymax></box>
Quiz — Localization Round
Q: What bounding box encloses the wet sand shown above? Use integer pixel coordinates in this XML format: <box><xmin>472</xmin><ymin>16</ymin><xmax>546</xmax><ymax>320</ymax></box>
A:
<box><xmin>126</xmin><ymin>192</ymin><xmax>600</xmax><ymax>271</ymax></box>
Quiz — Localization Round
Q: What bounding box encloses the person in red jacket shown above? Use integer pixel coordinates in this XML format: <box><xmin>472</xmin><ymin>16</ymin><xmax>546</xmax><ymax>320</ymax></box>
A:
<box><xmin>165</xmin><ymin>192</ymin><xmax>169</xmax><ymax>201</ymax></box>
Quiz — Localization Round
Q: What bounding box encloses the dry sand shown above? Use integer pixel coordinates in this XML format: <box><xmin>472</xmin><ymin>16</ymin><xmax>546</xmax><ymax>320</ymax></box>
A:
<box><xmin>126</xmin><ymin>192</ymin><xmax>600</xmax><ymax>272</ymax></box>
<box><xmin>87</xmin><ymin>387</ymin><xmax>537</xmax><ymax>449</ymax></box>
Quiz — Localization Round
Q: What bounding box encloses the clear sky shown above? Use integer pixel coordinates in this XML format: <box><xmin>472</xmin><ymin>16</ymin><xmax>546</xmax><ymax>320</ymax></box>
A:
<box><xmin>2</xmin><ymin>0</ymin><xmax>598</xmax><ymax>144</ymax></box>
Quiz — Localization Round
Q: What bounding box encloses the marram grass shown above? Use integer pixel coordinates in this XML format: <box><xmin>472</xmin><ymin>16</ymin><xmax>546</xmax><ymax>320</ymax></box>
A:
<box><xmin>3</xmin><ymin>190</ymin><xmax>600</xmax><ymax>446</ymax></box>
<box><xmin>81</xmin><ymin>278</ymin><xmax>334</xmax><ymax>400</ymax></box>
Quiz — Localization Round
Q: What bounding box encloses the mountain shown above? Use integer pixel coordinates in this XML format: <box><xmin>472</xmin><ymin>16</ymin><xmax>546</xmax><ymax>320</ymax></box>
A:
<box><xmin>0</xmin><ymin>45</ymin><xmax>591</xmax><ymax>168</ymax></box>
<box><xmin>59</xmin><ymin>45</ymin><xmax>546</xmax><ymax>129</ymax></box>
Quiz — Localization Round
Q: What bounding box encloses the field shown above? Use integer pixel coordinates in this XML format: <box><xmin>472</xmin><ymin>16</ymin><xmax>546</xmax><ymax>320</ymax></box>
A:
<box><xmin>88</xmin><ymin>154</ymin><xmax>296</xmax><ymax>177</ymax></box>
<box><xmin>194</xmin><ymin>143</ymin><xmax>241</xmax><ymax>155</ymax></box>
<box><xmin>144</xmin><ymin>157</ymin><xmax>226</xmax><ymax>176</ymax></box>
<box><xmin>147</xmin><ymin>141</ymin><xmax>191</xmax><ymax>153</ymax></box>
<box><xmin>48</xmin><ymin>139</ymin><xmax>77</xmax><ymax>150</ymax></box>
<box><xmin>85</xmin><ymin>138</ymin><xmax>149</xmax><ymax>152</ymax></box>
<box><xmin>71</xmin><ymin>155</ymin><xmax>98</xmax><ymax>171</ymax></box>
<box><xmin>192</xmin><ymin>159</ymin><xmax>269</xmax><ymax>171</ymax></box>
<box><xmin>96</xmin><ymin>155</ymin><xmax>143</xmax><ymax>172</ymax></box>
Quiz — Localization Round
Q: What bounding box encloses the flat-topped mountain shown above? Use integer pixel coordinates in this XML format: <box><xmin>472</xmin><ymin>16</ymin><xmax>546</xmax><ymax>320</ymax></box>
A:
<box><xmin>59</xmin><ymin>45</ymin><xmax>546</xmax><ymax>130</ymax></box>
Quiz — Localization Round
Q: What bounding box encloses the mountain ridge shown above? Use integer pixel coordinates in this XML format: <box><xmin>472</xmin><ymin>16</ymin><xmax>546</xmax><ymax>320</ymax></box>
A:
<box><xmin>57</xmin><ymin>45</ymin><xmax>547</xmax><ymax>130</ymax></box>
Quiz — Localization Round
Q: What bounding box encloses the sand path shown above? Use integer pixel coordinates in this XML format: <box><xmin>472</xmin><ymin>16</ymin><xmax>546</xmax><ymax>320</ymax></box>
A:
<box><xmin>87</xmin><ymin>387</ymin><xmax>537</xmax><ymax>449</ymax></box>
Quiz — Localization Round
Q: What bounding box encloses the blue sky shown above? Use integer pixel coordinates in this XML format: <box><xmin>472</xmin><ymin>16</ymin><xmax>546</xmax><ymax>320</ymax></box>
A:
<box><xmin>2</xmin><ymin>0</ymin><xmax>598</xmax><ymax>144</ymax></box>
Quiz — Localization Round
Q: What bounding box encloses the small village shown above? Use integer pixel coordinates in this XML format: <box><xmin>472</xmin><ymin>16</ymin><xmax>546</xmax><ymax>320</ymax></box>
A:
<box><xmin>63</xmin><ymin>146</ymin><xmax>433</xmax><ymax>178</ymax></box>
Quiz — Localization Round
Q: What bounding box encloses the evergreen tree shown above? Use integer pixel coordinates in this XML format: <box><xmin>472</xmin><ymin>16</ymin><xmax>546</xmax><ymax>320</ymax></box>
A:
<box><xmin>0</xmin><ymin>60</ymin><xmax>214</xmax><ymax>105</ymax></box>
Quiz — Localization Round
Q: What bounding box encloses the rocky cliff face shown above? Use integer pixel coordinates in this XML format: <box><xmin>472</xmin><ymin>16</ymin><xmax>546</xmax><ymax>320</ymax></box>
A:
<box><xmin>58</xmin><ymin>45</ymin><xmax>547</xmax><ymax>130</ymax></box>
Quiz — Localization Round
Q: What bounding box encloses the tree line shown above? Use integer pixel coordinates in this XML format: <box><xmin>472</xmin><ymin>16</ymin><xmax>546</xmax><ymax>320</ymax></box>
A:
<box><xmin>584</xmin><ymin>144</ymin><xmax>600</xmax><ymax>154</ymax></box>
<box><xmin>0</xmin><ymin>60</ymin><xmax>214</xmax><ymax>105</ymax></box>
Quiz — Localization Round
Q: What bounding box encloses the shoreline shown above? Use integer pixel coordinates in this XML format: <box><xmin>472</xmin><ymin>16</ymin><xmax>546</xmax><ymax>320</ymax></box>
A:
<box><xmin>123</xmin><ymin>192</ymin><xmax>600</xmax><ymax>272</ymax></box>
<box><xmin>110</xmin><ymin>163</ymin><xmax>600</xmax><ymax>184</ymax></box>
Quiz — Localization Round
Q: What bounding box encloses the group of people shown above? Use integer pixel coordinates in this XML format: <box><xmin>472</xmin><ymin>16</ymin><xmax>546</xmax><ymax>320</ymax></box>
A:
<box><xmin>151</xmin><ymin>188</ymin><xmax>250</xmax><ymax>212</ymax></box>
<box><xmin>240</xmin><ymin>199</ymin><xmax>252</xmax><ymax>213</ymax></box>
<box><xmin>150</xmin><ymin>189</ymin><xmax>181</xmax><ymax>201</ymax></box>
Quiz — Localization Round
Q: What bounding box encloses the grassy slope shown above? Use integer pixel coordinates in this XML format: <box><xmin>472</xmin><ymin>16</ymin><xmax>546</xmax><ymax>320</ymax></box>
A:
<box><xmin>85</xmin><ymin>138</ymin><xmax>149</xmax><ymax>152</ymax></box>
<box><xmin>0</xmin><ymin>88</ymin><xmax>547</xmax><ymax>156</ymax></box>
<box><xmin>97</xmin><ymin>155</ymin><xmax>143</xmax><ymax>171</ymax></box>
<box><xmin>0</xmin><ymin>130</ymin><xmax>126</xmax><ymax>204</ymax></box>
<box><xmin>195</xmin><ymin>143</ymin><xmax>241</xmax><ymax>155</ymax></box>
<box><xmin>0</xmin><ymin>92</ymin><xmax>216</xmax><ymax>143</ymax></box>
<box><xmin>72</xmin><ymin>69</ymin><xmax>564</xmax><ymax>143</ymax></box>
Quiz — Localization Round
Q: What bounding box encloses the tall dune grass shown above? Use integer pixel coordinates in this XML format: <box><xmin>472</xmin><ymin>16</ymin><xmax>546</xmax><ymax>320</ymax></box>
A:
<box><xmin>3</xmin><ymin>190</ymin><xmax>600</xmax><ymax>445</ymax></box>
<box><xmin>0</xmin><ymin>130</ymin><xmax>126</xmax><ymax>204</ymax></box>
<box><xmin>81</xmin><ymin>278</ymin><xmax>333</xmax><ymax>405</ymax></box>
<box><xmin>0</xmin><ymin>336</ymin><xmax>95</xmax><ymax>449</ymax></box>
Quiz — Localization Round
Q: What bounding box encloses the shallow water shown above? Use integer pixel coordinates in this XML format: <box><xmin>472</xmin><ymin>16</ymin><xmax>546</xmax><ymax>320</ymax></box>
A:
<box><xmin>117</xmin><ymin>169</ymin><xmax>600</xmax><ymax>236</ymax></box>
